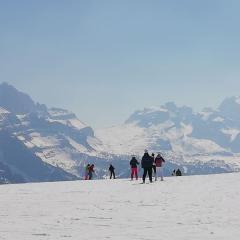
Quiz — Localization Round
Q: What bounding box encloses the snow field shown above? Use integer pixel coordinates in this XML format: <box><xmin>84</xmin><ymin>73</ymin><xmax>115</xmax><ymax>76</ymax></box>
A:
<box><xmin>0</xmin><ymin>173</ymin><xmax>240</xmax><ymax>240</ymax></box>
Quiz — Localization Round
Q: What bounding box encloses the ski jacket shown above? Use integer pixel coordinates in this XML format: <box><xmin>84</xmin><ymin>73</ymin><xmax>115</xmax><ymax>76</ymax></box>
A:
<box><xmin>89</xmin><ymin>165</ymin><xmax>95</xmax><ymax>173</ymax></box>
<box><xmin>109</xmin><ymin>165</ymin><xmax>115</xmax><ymax>172</ymax></box>
<box><xmin>176</xmin><ymin>169</ymin><xmax>182</xmax><ymax>176</ymax></box>
<box><xmin>141</xmin><ymin>153</ymin><xmax>154</xmax><ymax>168</ymax></box>
<box><xmin>130</xmin><ymin>158</ymin><xmax>139</xmax><ymax>168</ymax></box>
<box><xmin>155</xmin><ymin>155</ymin><xmax>165</xmax><ymax>167</ymax></box>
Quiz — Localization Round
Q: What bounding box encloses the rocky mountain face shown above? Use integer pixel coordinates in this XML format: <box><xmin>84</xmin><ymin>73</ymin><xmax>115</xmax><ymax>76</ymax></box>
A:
<box><xmin>0</xmin><ymin>82</ymin><xmax>239</xmax><ymax>183</ymax></box>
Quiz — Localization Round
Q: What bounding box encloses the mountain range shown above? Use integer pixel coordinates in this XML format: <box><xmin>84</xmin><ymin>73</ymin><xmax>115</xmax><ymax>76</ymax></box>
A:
<box><xmin>0</xmin><ymin>82</ymin><xmax>239</xmax><ymax>183</ymax></box>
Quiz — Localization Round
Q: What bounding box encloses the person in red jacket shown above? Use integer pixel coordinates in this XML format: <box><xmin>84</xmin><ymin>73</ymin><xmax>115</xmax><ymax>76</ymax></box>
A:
<box><xmin>155</xmin><ymin>153</ymin><xmax>165</xmax><ymax>181</ymax></box>
<box><xmin>88</xmin><ymin>164</ymin><xmax>95</xmax><ymax>180</ymax></box>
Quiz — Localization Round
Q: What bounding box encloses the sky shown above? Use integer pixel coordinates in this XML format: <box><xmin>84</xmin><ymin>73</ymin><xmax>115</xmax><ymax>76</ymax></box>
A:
<box><xmin>0</xmin><ymin>0</ymin><xmax>240</xmax><ymax>128</ymax></box>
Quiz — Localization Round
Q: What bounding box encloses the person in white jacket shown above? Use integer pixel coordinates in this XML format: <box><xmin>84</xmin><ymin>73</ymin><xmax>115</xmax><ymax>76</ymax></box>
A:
<box><xmin>154</xmin><ymin>153</ymin><xmax>166</xmax><ymax>181</ymax></box>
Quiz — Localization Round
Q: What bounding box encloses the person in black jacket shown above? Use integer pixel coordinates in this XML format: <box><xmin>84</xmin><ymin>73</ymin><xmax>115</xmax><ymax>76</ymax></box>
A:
<box><xmin>141</xmin><ymin>150</ymin><xmax>153</xmax><ymax>183</ymax></box>
<box><xmin>109</xmin><ymin>164</ymin><xmax>116</xmax><ymax>179</ymax></box>
<box><xmin>130</xmin><ymin>156</ymin><xmax>139</xmax><ymax>180</ymax></box>
<box><xmin>176</xmin><ymin>169</ymin><xmax>182</xmax><ymax>176</ymax></box>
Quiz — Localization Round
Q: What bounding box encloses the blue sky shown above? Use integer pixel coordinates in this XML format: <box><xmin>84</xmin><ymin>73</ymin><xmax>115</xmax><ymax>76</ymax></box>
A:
<box><xmin>1</xmin><ymin>0</ymin><xmax>240</xmax><ymax>128</ymax></box>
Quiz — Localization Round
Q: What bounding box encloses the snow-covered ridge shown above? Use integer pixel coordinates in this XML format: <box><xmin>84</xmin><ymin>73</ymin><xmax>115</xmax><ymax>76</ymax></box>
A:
<box><xmin>47</xmin><ymin>108</ymin><xmax>87</xmax><ymax>130</ymax></box>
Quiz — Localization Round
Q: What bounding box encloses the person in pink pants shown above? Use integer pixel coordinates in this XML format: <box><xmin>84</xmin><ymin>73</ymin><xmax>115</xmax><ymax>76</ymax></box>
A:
<box><xmin>130</xmin><ymin>156</ymin><xmax>139</xmax><ymax>180</ymax></box>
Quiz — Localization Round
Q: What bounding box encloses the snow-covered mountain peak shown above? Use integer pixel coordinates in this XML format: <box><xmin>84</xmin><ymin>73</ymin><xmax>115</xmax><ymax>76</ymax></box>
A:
<box><xmin>218</xmin><ymin>96</ymin><xmax>240</xmax><ymax>122</ymax></box>
<box><xmin>125</xmin><ymin>102</ymin><xmax>193</xmax><ymax>128</ymax></box>
<box><xmin>0</xmin><ymin>82</ymin><xmax>36</xmax><ymax>114</ymax></box>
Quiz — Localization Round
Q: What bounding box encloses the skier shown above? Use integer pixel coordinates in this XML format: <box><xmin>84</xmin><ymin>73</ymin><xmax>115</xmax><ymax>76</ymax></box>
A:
<box><xmin>141</xmin><ymin>150</ymin><xmax>153</xmax><ymax>183</ymax></box>
<box><xmin>85</xmin><ymin>164</ymin><xmax>90</xmax><ymax>180</ymax></box>
<box><xmin>109</xmin><ymin>164</ymin><xmax>116</xmax><ymax>179</ymax></box>
<box><xmin>155</xmin><ymin>153</ymin><xmax>166</xmax><ymax>181</ymax></box>
<box><xmin>151</xmin><ymin>153</ymin><xmax>157</xmax><ymax>181</ymax></box>
<box><xmin>172</xmin><ymin>169</ymin><xmax>176</xmax><ymax>176</ymax></box>
<box><xmin>176</xmin><ymin>169</ymin><xmax>182</xmax><ymax>176</ymax></box>
<box><xmin>88</xmin><ymin>164</ymin><xmax>95</xmax><ymax>180</ymax></box>
<box><xmin>130</xmin><ymin>155</ymin><xmax>139</xmax><ymax>180</ymax></box>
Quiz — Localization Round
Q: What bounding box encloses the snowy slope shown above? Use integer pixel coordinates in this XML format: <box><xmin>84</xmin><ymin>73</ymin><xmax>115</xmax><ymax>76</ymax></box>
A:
<box><xmin>0</xmin><ymin>173</ymin><xmax>240</xmax><ymax>239</ymax></box>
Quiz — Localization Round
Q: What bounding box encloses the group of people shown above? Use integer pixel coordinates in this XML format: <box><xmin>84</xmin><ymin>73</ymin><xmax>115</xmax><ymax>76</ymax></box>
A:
<box><xmin>139</xmin><ymin>150</ymin><xmax>166</xmax><ymax>183</ymax></box>
<box><xmin>84</xmin><ymin>150</ymin><xmax>182</xmax><ymax>183</ymax></box>
<box><xmin>107</xmin><ymin>150</ymin><xmax>166</xmax><ymax>183</ymax></box>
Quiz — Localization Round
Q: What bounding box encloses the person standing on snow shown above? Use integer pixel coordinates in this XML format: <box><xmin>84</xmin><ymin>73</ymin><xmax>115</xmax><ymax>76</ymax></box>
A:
<box><xmin>88</xmin><ymin>164</ymin><xmax>95</xmax><ymax>180</ymax></box>
<box><xmin>176</xmin><ymin>169</ymin><xmax>182</xmax><ymax>176</ymax></box>
<box><xmin>130</xmin><ymin>156</ymin><xmax>139</xmax><ymax>180</ymax></box>
<box><xmin>109</xmin><ymin>164</ymin><xmax>116</xmax><ymax>179</ymax></box>
<box><xmin>155</xmin><ymin>153</ymin><xmax>166</xmax><ymax>181</ymax></box>
<box><xmin>141</xmin><ymin>150</ymin><xmax>153</xmax><ymax>183</ymax></box>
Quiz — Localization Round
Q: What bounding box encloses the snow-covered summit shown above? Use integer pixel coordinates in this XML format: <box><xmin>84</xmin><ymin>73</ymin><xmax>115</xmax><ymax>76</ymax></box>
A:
<box><xmin>0</xmin><ymin>82</ymin><xmax>36</xmax><ymax>114</ymax></box>
<box><xmin>126</xmin><ymin>102</ymin><xmax>193</xmax><ymax>127</ymax></box>
<box><xmin>219</xmin><ymin>96</ymin><xmax>240</xmax><ymax>122</ymax></box>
